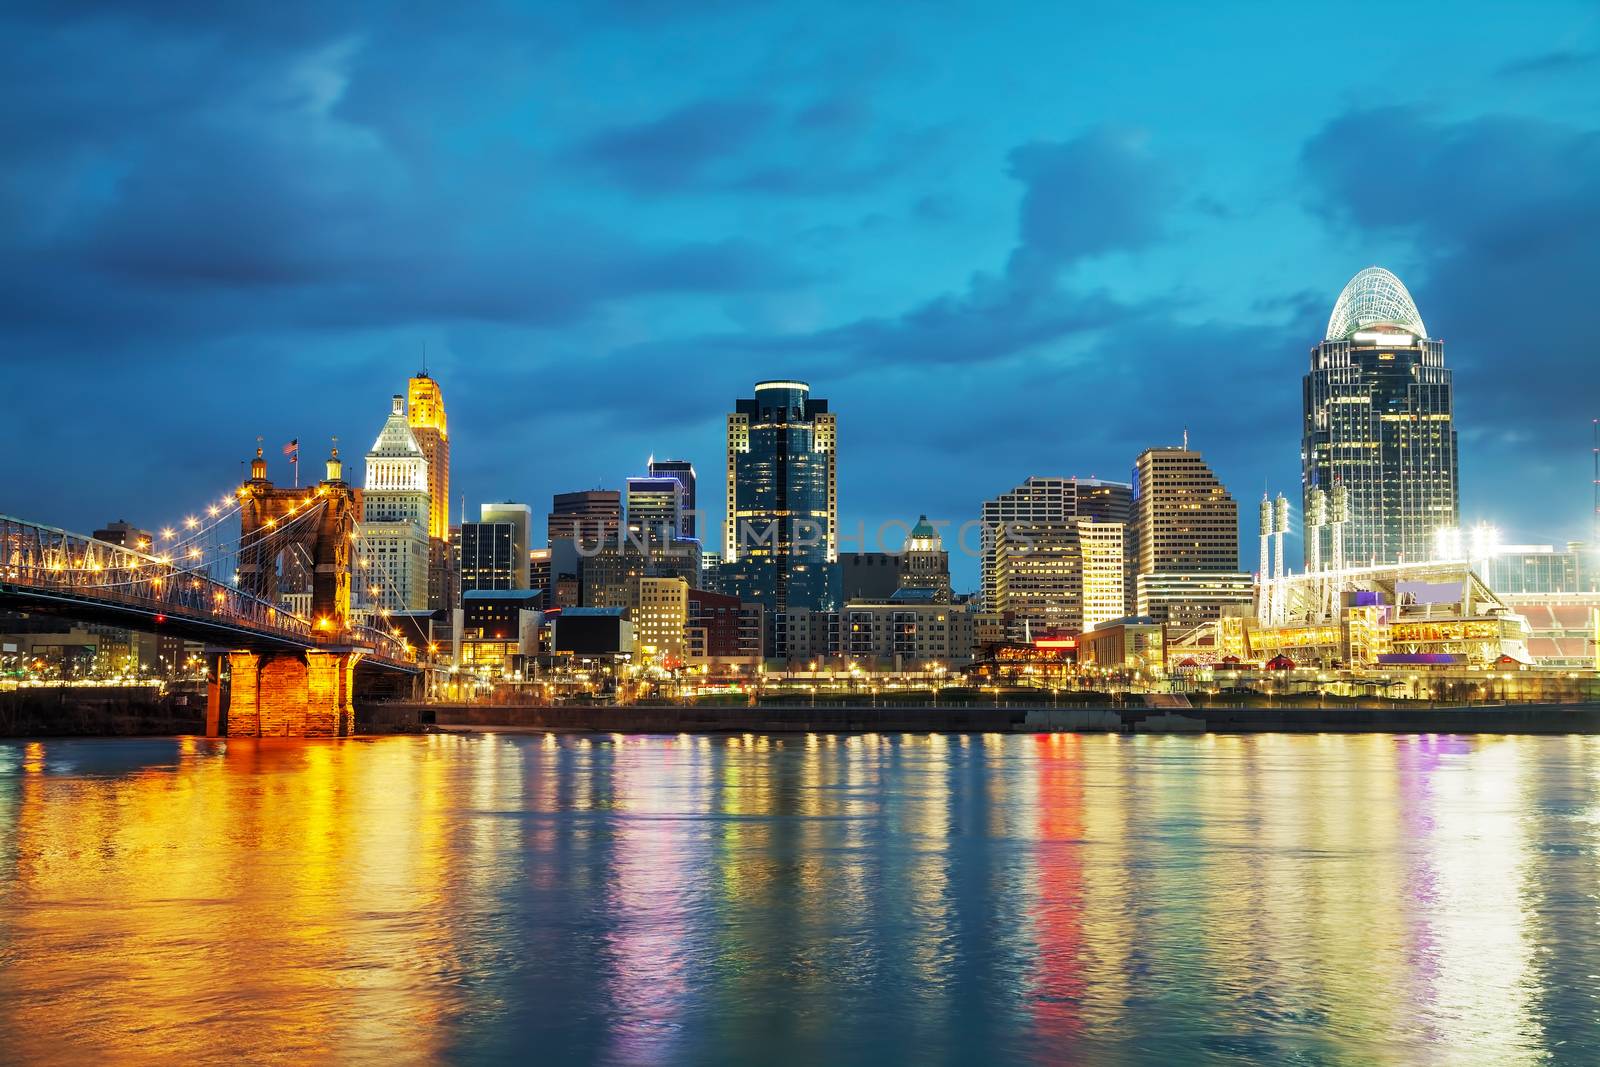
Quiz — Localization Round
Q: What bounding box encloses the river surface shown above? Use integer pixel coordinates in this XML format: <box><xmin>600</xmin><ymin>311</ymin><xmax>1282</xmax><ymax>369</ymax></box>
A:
<box><xmin>2</xmin><ymin>732</ymin><xmax>1600</xmax><ymax>1065</ymax></box>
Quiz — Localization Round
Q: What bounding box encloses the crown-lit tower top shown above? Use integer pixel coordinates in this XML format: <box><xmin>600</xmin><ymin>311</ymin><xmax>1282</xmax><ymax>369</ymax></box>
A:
<box><xmin>1325</xmin><ymin>266</ymin><xmax>1427</xmax><ymax>341</ymax></box>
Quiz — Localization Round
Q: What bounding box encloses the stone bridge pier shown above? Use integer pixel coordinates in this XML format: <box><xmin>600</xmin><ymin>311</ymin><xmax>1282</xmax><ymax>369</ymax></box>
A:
<box><xmin>222</xmin><ymin>649</ymin><xmax>364</xmax><ymax>737</ymax></box>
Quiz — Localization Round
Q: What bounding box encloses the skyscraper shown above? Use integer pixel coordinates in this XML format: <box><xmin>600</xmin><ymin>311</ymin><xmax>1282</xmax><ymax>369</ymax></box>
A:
<box><xmin>625</xmin><ymin>476</ymin><xmax>684</xmax><ymax>546</ymax></box>
<box><xmin>1303</xmin><ymin>266</ymin><xmax>1459</xmax><ymax>566</ymax></box>
<box><xmin>898</xmin><ymin>516</ymin><xmax>953</xmax><ymax>603</ymax></box>
<box><xmin>1131</xmin><ymin>444</ymin><xmax>1247</xmax><ymax>628</ymax></box>
<box><xmin>407</xmin><ymin>371</ymin><xmax>451</xmax><ymax>610</ymax></box>
<box><xmin>460</xmin><ymin>502</ymin><xmax>533</xmax><ymax>594</ymax></box>
<box><xmin>722</xmin><ymin>380</ymin><xmax>837</xmax><ymax>612</ymax></box>
<box><xmin>548</xmin><ymin>490</ymin><xmax>622</xmax><ymax>548</ymax></box>
<box><xmin>981</xmin><ymin>477</ymin><xmax>1132</xmax><ymax>610</ymax></box>
<box><xmin>647</xmin><ymin>458</ymin><xmax>697</xmax><ymax>539</ymax></box>
<box><xmin>362</xmin><ymin>395</ymin><xmax>431</xmax><ymax>612</ymax></box>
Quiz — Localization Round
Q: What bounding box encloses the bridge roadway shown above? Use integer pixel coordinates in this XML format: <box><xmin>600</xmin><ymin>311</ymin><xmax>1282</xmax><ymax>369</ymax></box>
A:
<box><xmin>0</xmin><ymin>514</ymin><xmax>418</xmax><ymax>674</ymax></box>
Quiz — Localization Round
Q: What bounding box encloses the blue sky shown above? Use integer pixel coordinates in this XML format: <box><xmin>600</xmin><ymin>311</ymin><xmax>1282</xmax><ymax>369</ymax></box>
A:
<box><xmin>2</xmin><ymin>1</ymin><xmax>1597</xmax><ymax>591</ymax></box>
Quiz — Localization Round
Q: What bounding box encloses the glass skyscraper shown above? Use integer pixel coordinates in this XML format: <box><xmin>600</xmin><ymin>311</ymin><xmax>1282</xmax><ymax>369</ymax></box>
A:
<box><xmin>722</xmin><ymin>380</ymin><xmax>837</xmax><ymax>612</ymax></box>
<box><xmin>1303</xmin><ymin>267</ymin><xmax>1459</xmax><ymax>567</ymax></box>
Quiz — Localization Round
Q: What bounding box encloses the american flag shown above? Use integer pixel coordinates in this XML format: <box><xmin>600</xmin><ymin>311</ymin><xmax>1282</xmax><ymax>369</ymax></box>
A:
<box><xmin>283</xmin><ymin>438</ymin><xmax>298</xmax><ymax>460</ymax></box>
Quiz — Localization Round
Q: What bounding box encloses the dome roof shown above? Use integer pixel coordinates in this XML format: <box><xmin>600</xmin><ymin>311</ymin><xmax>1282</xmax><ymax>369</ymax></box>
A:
<box><xmin>1325</xmin><ymin>266</ymin><xmax>1426</xmax><ymax>341</ymax></box>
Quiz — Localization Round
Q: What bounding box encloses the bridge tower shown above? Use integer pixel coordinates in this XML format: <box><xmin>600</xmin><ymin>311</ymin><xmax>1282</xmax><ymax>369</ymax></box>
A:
<box><xmin>236</xmin><ymin>443</ymin><xmax>358</xmax><ymax>628</ymax></box>
<box><xmin>222</xmin><ymin>443</ymin><xmax>369</xmax><ymax>738</ymax></box>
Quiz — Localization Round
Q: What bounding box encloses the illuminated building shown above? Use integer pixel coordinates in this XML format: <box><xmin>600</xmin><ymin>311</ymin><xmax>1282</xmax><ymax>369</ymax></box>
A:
<box><xmin>722</xmin><ymin>380</ymin><xmax>837</xmax><ymax>613</ymax></box>
<box><xmin>629</xmin><ymin>576</ymin><xmax>689</xmax><ymax>665</ymax></box>
<box><xmin>1078</xmin><ymin>520</ymin><xmax>1126</xmax><ymax>633</ymax></box>
<box><xmin>992</xmin><ymin>521</ymin><xmax>1083</xmax><ymax>638</ymax></box>
<box><xmin>1303</xmin><ymin>267</ymin><xmax>1459</xmax><ymax>566</ymax></box>
<box><xmin>840</xmin><ymin>599</ymin><xmax>976</xmax><ymax>669</ymax></box>
<box><xmin>1077</xmin><ymin>617</ymin><xmax>1166</xmax><ymax>673</ymax></box>
<box><xmin>456</xmin><ymin>589</ymin><xmax>542</xmax><ymax>678</ymax></box>
<box><xmin>1478</xmin><ymin>541</ymin><xmax>1598</xmax><ymax>596</ymax></box>
<box><xmin>530</xmin><ymin>548</ymin><xmax>551</xmax><ymax>605</ymax></box>
<box><xmin>460</xmin><ymin>503</ymin><xmax>533</xmax><ymax>593</ymax></box>
<box><xmin>647</xmin><ymin>458</ymin><xmax>697</xmax><ymax>538</ymax></box>
<box><xmin>361</xmin><ymin>395</ymin><xmax>431</xmax><ymax>612</ymax></box>
<box><xmin>981</xmin><ymin>476</ymin><xmax>1131</xmax><ymax>611</ymax></box>
<box><xmin>1132</xmin><ymin>444</ymin><xmax>1243</xmax><ymax>629</ymax></box>
<box><xmin>406</xmin><ymin>371</ymin><xmax>451</xmax><ymax>609</ymax></box>
<box><xmin>898</xmin><ymin>516</ymin><xmax>953</xmax><ymax>603</ymax></box>
<box><xmin>686</xmin><ymin>588</ymin><xmax>761</xmax><ymax>669</ymax></box>
<box><xmin>625</xmin><ymin>475</ymin><xmax>685</xmax><ymax>546</ymax></box>
<box><xmin>1251</xmin><ymin>559</ymin><xmax>1530</xmax><ymax>668</ymax></box>
<box><xmin>1136</xmin><ymin>572</ymin><xmax>1253</xmax><ymax>630</ymax></box>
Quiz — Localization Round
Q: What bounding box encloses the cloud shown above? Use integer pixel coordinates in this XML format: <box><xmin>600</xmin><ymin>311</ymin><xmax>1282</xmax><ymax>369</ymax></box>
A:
<box><xmin>1302</xmin><ymin>105</ymin><xmax>1600</xmax><ymax>534</ymax></box>
<box><xmin>1006</xmin><ymin>129</ymin><xmax>1173</xmax><ymax>276</ymax></box>
<box><xmin>572</xmin><ymin>91</ymin><xmax>946</xmax><ymax>197</ymax></box>
<box><xmin>1495</xmin><ymin>49</ymin><xmax>1599</xmax><ymax>78</ymax></box>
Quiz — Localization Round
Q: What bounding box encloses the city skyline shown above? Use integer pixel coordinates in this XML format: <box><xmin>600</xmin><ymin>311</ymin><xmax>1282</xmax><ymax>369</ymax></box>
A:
<box><xmin>4</xmin><ymin>4</ymin><xmax>1599</xmax><ymax>594</ymax></box>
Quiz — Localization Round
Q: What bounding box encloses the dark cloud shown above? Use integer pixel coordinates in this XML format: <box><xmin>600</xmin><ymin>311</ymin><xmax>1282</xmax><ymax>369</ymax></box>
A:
<box><xmin>1007</xmin><ymin>130</ymin><xmax>1172</xmax><ymax>276</ymax></box>
<box><xmin>575</xmin><ymin>98</ymin><xmax>777</xmax><ymax>192</ymax></box>
<box><xmin>1496</xmin><ymin>49</ymin><xmax>1599</xmax><ymax>78</ymax></box>
<box><xmin>573</xmin><ymin>92</ymin><xmax>946</xmax><ymax>197</ymax></box>
<box><xmin>1303</xmin><ymin>106</ymin><xmax>1600</xmax><ymax>535</ymax></box>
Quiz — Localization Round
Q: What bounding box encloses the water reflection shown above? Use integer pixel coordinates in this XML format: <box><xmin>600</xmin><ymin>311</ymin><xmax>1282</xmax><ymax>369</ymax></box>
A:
<box><xmin>2</xmin><ymin>733</ymin><xmax>1599</xmax><ymax>1064</ymax></box>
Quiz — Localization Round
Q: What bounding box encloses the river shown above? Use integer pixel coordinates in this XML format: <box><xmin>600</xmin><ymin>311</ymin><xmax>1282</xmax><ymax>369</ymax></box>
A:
<box><xmin>2</xmin><ymin>732</ymin><xmax>1598</xmax><ymax>1064</ymax></box>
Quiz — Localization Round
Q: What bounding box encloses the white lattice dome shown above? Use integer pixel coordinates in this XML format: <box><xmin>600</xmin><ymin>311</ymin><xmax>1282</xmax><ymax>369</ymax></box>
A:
<box><xmin>1325</xmin><ymin>267</ymin><xmax>1427</xmax><ymax>341</ymax></box>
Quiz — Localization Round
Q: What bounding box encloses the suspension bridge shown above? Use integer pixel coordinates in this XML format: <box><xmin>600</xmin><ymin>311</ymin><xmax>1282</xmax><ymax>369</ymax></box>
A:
<box><xmin>1</xmin><ymin>444</ymin><xmax>422</xmax><ymax>737</ymax></box>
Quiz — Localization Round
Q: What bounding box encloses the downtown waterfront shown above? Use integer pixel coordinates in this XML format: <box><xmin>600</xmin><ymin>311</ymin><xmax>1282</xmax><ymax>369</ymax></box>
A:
<box><xmin>3</xmin><ymin>732</ymin><xmax>1600</xmax><ymax>1064</ymax></box>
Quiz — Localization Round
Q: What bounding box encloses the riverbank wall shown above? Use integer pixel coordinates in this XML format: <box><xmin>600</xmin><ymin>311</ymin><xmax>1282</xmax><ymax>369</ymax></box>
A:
<box><xmin>404</xmin><ymin>701</ymin><xmax>1600</xmax><ymax>735</ymax></box>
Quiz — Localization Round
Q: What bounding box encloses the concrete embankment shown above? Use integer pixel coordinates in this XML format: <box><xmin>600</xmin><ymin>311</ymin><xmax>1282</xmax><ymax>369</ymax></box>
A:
<box><xmin>372</xmin><ymin>702</ymin><xmax>1600</xmax><ymax>735</ymax></box>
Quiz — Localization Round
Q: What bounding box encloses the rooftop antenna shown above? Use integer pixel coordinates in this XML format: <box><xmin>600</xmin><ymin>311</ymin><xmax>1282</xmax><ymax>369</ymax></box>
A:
<box><xmin>1592</xmin><ymin>419</ymin><xmax>1598</xmax><ymax>545</ymax></box>
<box><xmin>422</xmin><ymin>341</ymin><xmax>428</xmax><ymax>376</ymax></box>
<box><xmin>1182</xmin><ymin>427</ymin><xmax>1189</xmax><ymax>451</ymax></box>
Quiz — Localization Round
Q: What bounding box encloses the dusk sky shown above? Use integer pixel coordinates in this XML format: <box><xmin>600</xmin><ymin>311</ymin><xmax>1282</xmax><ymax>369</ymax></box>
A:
<box><xmin>4</xmin><ymin>1</ymin><xmax>1597</xmax><ymax>590</ymax></box>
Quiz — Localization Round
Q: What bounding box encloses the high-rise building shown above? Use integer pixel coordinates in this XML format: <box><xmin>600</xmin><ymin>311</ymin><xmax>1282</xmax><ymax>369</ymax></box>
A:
<box><xmin>722</xmin><ymin>380</ymin><xmax>837</xmax><ymax>613</ymax></box>
<box><xmin>460</xmin><ymin>503</ymin><xmax>533</xmax><ymax>594</ymax></box>
<box><xmin>407</xmin><ymin>371</ymin><xmax>451</xmax><ymax>609</ymax></box>
<box><xmin>548</xmin><ymin>490</ymin><xmax>622</xmax><ymax>548</ymax></box>
<box><xmin>899</xmin><ymin>516</ymin><xmax>952</xmax><ymax>603</ymax></box>
<box><xmin>981</xmin><ymin>477</ymin><xmax>1132</xmax><ymax>610</ymax></box>
<box><xmin>362</xmin><ymin>395</ymin><xmax>431</xmax><ymax>612</ymax></box>
<box><xmin>1303</xmin><ymin>267</ymin><xmax>1459</xmax><ymax>566</ymax></box>
<box><xmin>1132</xmin><ymin>446</ymin><xmax>1238</xmax><ymax>574</ymax></box>
<box><xmin>1078</xmin><ymin>520</ymin><xmax>1126</xmax><ymax>633</ymax></box>
<box><xmin>647</xmin><ymin>458</ymin><xmax>697</xmax><ymax>539</ymax></box>
<box><xmin>1131</xmin><ymin>444</ymin><xmax>1247</xmax><ymax>628</ymax></box>
<box><xmin>625</xmin><ymin>476</ymin><xmax>684</xmax><ymax>546</ymax></box>
<box><xmin>992</xmin><ymin>521</ymin><xmax>1082</xmax><ymax>637</ymax></box>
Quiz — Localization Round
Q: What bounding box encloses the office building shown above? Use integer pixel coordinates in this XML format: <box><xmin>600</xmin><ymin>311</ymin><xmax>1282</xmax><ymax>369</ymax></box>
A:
<box><xmin>898</xmin><ymin>516</ymin><xmax>953</xmax><ymax>603</ymax></box>
<box><xmin>1078</xmin><ymin>520</ymin><xmax>1126</xmax><ymax>633</ymax></box>
<box><xmin>991</xmin><ymin>521</ymin><xmax>1083</xmax><ymax>638</ymax></box>
<box><xmin>1303</xmin><ymin>267</ymin><xmax>1459</xmax><ymax>566</ymax></box>
<box><xmin>548</xmin><ymin>490</ymin><xmax>622</xmax><ymax>548</ymax></box>
<box><xmin>625</xmin><ymin>476</ymin><xmax>685</xmax><ymax>546</ymax></box>
<box><xmin>722</xmin><ymin>380</ymin><xmax>838</xmax><ymax>613</ymax></box>
<box><xmin>840</xmin><ymin>602</ymin><xmax>976</xmax><ymax>669</ymax></box>
<box><xmin>361</xmin><ymin>395</ymin><xmax>432</xmax><ymax>612</ymax></box>
<box><xmin>459</xmin><ymin>503</ymin><xmax>533</xmax><ymax>594</ymax></box>
<box><xmin>981</xmin><ymin>477</ymin><xmax>1132</xmax><ymax>610</ymax></box>
<box><xmin>1130</xmin><ymin>444</ymin><xmax>1247</xmax><ymax>629</ymax></box>
<box><xmin>407</xmin><ymin>371</ymin><xmax>452</xmax><ymax>610</ymax></box>
<box><xmin>647</xmin><ymin>458</ymin><xmax>698</xmax><ymax>538</ymax></box>
<box><xmin>686</xmin><ymin>588</ymin><xmax>761</xmax><ymax>668</ymax></box>
<box><xmin>630</xmin><ymin>576</ymin><xmax>689</xmax><ymax>665</ymax></box>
